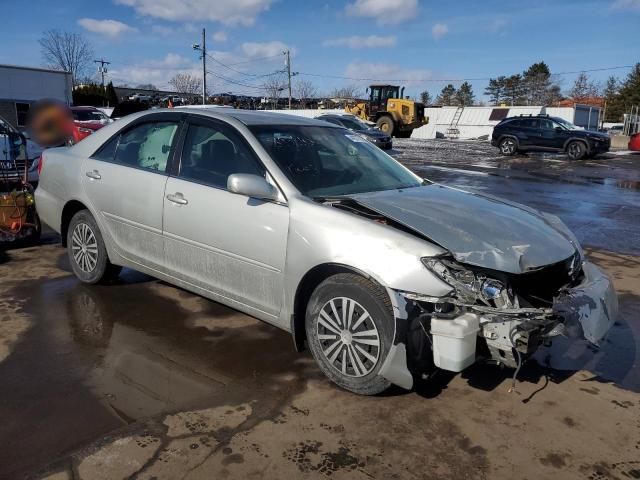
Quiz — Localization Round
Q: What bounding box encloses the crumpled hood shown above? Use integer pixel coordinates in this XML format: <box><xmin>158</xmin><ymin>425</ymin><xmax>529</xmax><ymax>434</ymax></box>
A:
<box><xmin>348</xmin><ymin>185</ymin><xmax>579</xmax><ymax>274</ymax></box>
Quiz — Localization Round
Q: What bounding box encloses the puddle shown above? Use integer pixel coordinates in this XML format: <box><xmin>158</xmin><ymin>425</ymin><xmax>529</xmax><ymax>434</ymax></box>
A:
<box><xmin>0</xmin><ymin>271</ymin><xmax>318</xmax><ymax>480</ymax></box>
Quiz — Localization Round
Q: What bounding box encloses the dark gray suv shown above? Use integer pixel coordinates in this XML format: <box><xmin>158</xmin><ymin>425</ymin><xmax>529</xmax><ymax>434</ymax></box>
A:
<box><xmin>491</xmin><ymin>114</ymin><xmax>610</xmax><ymax>160</ymax></box>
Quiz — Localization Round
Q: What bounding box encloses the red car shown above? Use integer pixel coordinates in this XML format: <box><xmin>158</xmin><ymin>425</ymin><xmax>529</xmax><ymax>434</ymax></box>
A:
<box><xmin>629</xmin><ymin>132</ymin><xmax>640</xmax><ymax>152</ymax></box>
<box><xmin>70</xmin><ymin>107</ymin><xmax>112</xmax><ymax>141</ymax></box>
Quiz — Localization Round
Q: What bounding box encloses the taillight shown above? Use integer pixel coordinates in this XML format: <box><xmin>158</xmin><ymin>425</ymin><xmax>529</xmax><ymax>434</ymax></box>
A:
<box><xmin>37</xmin><ymin>154</ymin><xmax>44</xmax><ymax>175</ymax></box>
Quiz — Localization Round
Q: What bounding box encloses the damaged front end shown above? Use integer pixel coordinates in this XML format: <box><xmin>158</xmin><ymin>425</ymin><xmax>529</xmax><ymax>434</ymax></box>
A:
<box><xmin>397</xmin><ymin>252</ymin><xmax>618</xmax><ymax>376</ymax></box>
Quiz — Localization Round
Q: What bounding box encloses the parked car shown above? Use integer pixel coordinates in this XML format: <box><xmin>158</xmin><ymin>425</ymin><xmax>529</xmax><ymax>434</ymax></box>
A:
<box><xmin>317</xmin><ymin>114</ymin><xmax>393</xmax><ymax>150</ymax></box>
<box><xmin>491</xmin><ymin>114</ymin><xmax>610</xmax><ymax>160</ymax></box>
<box><xmin>35</xmin><ymin>109</ymin><xmax>617</xmax><ymax>395</ymax></box>
<box><xmin>128</xmin><ymin>93</ymin><xmax>151</xmax><ymax>102</ymax></box>
<box><xmin>70</xmin><ymin>107</ymin><xmax>113</xmax><ymax>141</ymax></box>
<box><xmin>606</xmin><ymin>125</ymin><xmax>624</xmax><ymax>136</ymax></box>
<box><xmin>629</xmin><ymin>132</ymin><xmax>640</xmax><ymax>151</ymax></box>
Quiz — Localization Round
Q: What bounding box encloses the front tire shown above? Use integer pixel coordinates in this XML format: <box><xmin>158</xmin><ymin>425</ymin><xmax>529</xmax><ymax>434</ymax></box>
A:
<box><xmin>376</xmin><ymin>116</ymin><xmax>395</xmax><ymax>137</ymax></box>
<box><xmin>305</xmin><ymin>273</ymin><xmax>394</xmax><ymax>395</ymax></box>
<box><xmin>566</xmin><ymin>140</ymin><xmax>586</xmax><ymax>160</ymax></box>
<box><xmin>67</xmin><ymin>210</ymin><xmax>121</xmax><ymax>284</ymax></box>
<box><xmin>499</xmin><ymin>137</ymin><xmax>518</xmax><ymax>156</ymax></box>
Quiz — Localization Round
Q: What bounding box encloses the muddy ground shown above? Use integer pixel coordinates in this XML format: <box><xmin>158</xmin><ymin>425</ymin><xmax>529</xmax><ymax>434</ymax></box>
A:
<box><xmin>0</xmin><ymin>139</ymin><xmax>639</xmax><ymax>480</ymax></box>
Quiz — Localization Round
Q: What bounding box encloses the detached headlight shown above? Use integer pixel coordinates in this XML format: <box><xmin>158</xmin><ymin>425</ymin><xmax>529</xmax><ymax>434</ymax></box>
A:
<box><xmin>422</xmin><ymin>257</ymin><xmax>516</xmax><ymax>308</ymax></box>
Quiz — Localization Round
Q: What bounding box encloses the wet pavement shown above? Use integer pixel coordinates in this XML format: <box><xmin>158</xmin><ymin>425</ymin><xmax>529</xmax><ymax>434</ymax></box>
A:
<box><xmin>0</xmin><ymin>139</ymin><xmax>639</xmax><ymax>480</ymax></box>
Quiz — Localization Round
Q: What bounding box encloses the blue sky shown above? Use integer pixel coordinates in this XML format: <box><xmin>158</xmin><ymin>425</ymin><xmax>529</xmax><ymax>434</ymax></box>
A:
<box><xmin>1</xmin><ymin>0</ymin><xmax>639</xmax><ymax>100</ymax></box>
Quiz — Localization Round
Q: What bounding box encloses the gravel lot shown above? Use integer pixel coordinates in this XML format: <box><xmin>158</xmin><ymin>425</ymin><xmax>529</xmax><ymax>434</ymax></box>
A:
<box><xmin>0</xmin><ymin>138</ymin><xmax>639</xmax><ymax>480</ymax></box>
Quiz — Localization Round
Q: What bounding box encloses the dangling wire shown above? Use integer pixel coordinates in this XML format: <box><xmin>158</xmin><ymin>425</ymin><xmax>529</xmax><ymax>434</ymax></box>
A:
<box><xmin>508</xmin><ymin>326</ymin><xmax>522</xmax><ymax>393</ymax></box>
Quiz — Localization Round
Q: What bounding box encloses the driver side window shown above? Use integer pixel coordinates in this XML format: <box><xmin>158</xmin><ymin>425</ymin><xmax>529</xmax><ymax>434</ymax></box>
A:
<box><xmin>178</xmin><ymin>122</ymin><xmax>265</xmax><ymax>189</ymax></box>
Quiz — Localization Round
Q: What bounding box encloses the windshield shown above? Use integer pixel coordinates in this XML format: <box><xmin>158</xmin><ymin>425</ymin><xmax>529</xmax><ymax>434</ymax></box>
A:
<box><xmin>338</xmin><ymin>117</ymin><xmax>368</xmax><ymax>131</ymax></box>
<box><xmin>553</xmin><ymin>117</ymin><xmax>581</xmax><ymax>131</ymax></box>
<box><xmin>250</xmin><ymin>125</ymin><xmax>422</xmax><ymax>198</ymax></box>
<box><xmin>72</xmin><ymin>110</ymin><xmax>109</xmax><ymax>122</ymax></box>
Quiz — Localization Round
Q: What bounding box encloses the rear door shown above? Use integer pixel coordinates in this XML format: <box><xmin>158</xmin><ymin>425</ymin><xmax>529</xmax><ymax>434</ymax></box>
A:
<box><xmin>82</xmin><ymin>113</ymin><xmax>182</xmax><ymax>271</ymax></box>
<box><xmin>518</xmin><ymin>118</ymin><xmax>542</xmax><ymax>148</ymax></box>
<box><xmin>162</xmin><ymin>116</ymin><xmax>289</xmax><ymax>318</ymax></box>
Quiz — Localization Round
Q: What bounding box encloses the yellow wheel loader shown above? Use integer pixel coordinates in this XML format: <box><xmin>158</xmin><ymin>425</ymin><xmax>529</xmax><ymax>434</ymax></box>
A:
<box><xmin>345</xmin><ymin>84</ymin><xmax>427</xmax><ymax>138</ymax></box>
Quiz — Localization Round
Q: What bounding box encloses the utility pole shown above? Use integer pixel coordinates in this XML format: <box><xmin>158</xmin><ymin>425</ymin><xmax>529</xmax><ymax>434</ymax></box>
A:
<box><xmin>284</xmin><ymin>50</ymin><xmax>298</xmax><ymax>110</ymax></box>
<box><xmin>201</xmin><ymin>28</ymin><xmax>207</xmax><ymax>105</ymax></box>
<box><xmin>285</xmin><ymin>50</ymin><xmax>292</xmax><ymax>110</ymax></box>
<box><xmin>192</xmin><ymin>29</ymin><xmax>207</xmax><ymax>105</ymax></box>
<box><xmin>94</xmin><ymin>59</ymin><xmax>110</xmax><ymax>88</ymax></box>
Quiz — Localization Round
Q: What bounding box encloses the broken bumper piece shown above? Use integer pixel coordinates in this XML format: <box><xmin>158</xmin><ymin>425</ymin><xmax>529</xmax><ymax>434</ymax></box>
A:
<box><xmin>553</xmin><ymin>261</ymin><xmax>618</xmax><ymax>345</ymax></box>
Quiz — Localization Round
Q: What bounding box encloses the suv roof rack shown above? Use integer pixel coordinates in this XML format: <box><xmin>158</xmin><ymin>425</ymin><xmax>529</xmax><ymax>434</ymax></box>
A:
<box><xmin>518</xmin><ymin>113</ymin><xmax>549</xmax><ymax>117</ymax></box>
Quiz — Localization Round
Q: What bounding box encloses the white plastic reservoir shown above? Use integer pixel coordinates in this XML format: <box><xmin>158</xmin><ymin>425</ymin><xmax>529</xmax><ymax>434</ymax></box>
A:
<box><xmin>430</xmin><ymin>313</ymin><xmax>480</xmax><ymax>372</ymax></box>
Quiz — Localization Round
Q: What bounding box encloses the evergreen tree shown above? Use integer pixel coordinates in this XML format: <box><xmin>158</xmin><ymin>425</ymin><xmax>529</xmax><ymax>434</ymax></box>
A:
<box><xmin>436</xmin><ymin>84</ymin><xmax>456</xmax><ymax>106</ymax></box>
<box><xmin>503</xmin><ymin>74</ymin><xmax>524</xmax><ymax>105</ymax></box>
<box><xmin>607</xmin><ymin>63</ymin><xmax>640</xmax><ymax>121</ymax></box>
<box><xmin>454</xmin><ymin>81</ymin><xmax>475</xmax><ymax>106</ymax></box>
<box><xmin>484</xmin><ymin>77</ymin><xmax>505</xmax><ymax>105</ymax></box>
<box><xmin>106</xmin><ymin>82</ymin><xmax>119</xmax><ymax>107</ymax></box>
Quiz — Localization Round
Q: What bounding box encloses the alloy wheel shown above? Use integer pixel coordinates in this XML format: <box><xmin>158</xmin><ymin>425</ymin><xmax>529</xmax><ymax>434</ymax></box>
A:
<box><xmin>71</xmin><ymin>223</ymin><xmax>99</xmax><ymax>273</ymax></box>
<box><xmin>316</xmin><ymin>297</ymin><xmax>381</xmax><ymax>377</ymax></box>
<box><xmin>500</xmin><ymin>138</ymin><xmax>516</xmax><ymax>154</ymax></box>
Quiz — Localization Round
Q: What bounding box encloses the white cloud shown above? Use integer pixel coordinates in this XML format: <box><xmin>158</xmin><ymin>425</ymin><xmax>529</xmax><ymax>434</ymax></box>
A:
<box><xmin>109</xmin><ymin>53</ymin><xmax>199</xmax><ymax>88</ymax></box>
<box><xmin>213</xmin><ymin>31</ymin><xmax>228</xmax><ymax>42</ymax></box>
<box><xmin>78</xmin><ymin>18</ymin><xmax>137</xmax><ymax>38</ymax></box>
<box><xmin>345</xmin><ymin>0</ymin><xmax>418</xmax><ymax>24</ymax></box>
<box><xmin>323</xmin><ymin>35</ymin><xmax>396</xmax><ymax>49</ymax></box>
<box><xmin>611</xmin><ymin>0</ymin><xmax>640</xmax><ymax>10</ymax></box>
<box><xmin>344</xmin><ymin>62</ymin><xmax>433</xmax><ymax>85</ymax></box>
<box><xmin>240</xmin><ymin>41</ymin><xmax>291</xmax><ymax>58</ymax></box>
<box><xmin>431</xmin><ymin>23</ymin><xmax>449</xmax><ymax>40</ymax></box>
<box><xmin>115</xmin><ymin>0</ymin><xmax>273</xmax><ymax>26</ymax></box>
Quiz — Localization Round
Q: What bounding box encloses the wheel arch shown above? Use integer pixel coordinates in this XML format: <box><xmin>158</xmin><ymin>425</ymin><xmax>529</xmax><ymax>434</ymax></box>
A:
<box><xmin>498</xmin><ymin>134</ymin><xmax>519</xmax><ymax>147</ymax></box>
<box><xmin>60</xmin><ymin>199</ymin><xmax>90</xmax><ymax>247</ymax></box>
<box><xmin>290</xmin><ymin>262</ymin><xmax>387</xmax><ymax>352</ymax></box>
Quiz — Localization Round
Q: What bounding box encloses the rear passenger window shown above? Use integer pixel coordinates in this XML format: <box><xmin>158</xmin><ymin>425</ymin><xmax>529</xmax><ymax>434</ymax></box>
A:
<box><xmin>179</xmin><ymin>122</ymin><xmax>265</xmax><ymax>189</ymax></box>
<box><xmin>113</xmin><ymin>122</ymin><xmax>178</xmax><ymax>172</ymax></box>
<box><xmin>521</xmin><ymin>118</ymin><xmax>540</xmax><ymax>128</ymax></box>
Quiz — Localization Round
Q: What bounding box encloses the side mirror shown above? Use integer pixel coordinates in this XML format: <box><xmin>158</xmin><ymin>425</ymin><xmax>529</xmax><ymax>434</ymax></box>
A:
<box><xmin>227</xmin><ymin>173</ymin><xmax>279</xmax><ymax>201</ymax></box>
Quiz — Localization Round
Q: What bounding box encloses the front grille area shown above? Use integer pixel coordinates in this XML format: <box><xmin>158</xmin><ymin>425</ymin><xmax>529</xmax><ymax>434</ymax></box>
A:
<box><xmin>508</xmin><ymin>253</ymin><xmax>581</xmax><ymax>307</ymax></box>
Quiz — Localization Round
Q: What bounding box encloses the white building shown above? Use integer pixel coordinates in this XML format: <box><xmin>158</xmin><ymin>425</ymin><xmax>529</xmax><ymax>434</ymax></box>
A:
<box><xmin>264</xmin><ymin>104</ymin><xmax>603</xmax><ymax>140</ymax></box>
<box><xmin>0</xmin><ymin>64</ymin><xmax>72</xmax><ymax>130</ymax></box>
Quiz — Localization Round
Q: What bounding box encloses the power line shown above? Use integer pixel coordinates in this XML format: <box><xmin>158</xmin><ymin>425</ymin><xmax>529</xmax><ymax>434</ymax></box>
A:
<box><xmin>296</xmin><ymin>64</ymin><xmax>635</xmax><ymax>84</ymax></box>
<box><xmin>206</xmin><ymin>70</ymin><xmax>266</xmax><ymax>90</ymax></box>
<box><xmin>205</xmin><ymin>52</ymin><xmax>282</xmax><ymax>78</ymax></box>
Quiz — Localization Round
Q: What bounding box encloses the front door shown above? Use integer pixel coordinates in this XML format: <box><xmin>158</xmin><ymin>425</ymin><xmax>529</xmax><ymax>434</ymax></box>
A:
<box><xmin>539</xmin><ymin>118</ymin><xmax>567</xmax><ymax>150</ymax></box>
<box><xmin>162</xmin><ymin>117</ymin><xmax>289</xmax><ymax>318</ymax></box>
<box><xmin>82</xmin><ymin>116</ymin><xmax>181</xmax><ymax>271</ymax></box>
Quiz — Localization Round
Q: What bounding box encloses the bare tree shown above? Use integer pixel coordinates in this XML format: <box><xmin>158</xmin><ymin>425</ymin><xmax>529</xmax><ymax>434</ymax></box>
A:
<box><xmin>168</xmin><ymin>73</ymin><xmax>203</xmax><ymax>95</ymax></box>
<box><xmin>568</xmin><ymin>72</ymin><xmax>600</xmax><ymax>101</ymax></box>
<box><xmin>263</xmin><ymin>75</ymin><xmax>287</xmax><ymax>109</ymax></box>
<box><xmin>39</xmin><ymin>30</ymin><xmax>94</xmax><ymax>86</ymax></box>
<box><xmin>295</xmin><ymin>79</ymin><xmax>318</xmax><ymax>108</ymax></box>
<box><xmin>330</xmin><ymin>84</ymin><xmax>362</xmax><ymax>100</ymax></box>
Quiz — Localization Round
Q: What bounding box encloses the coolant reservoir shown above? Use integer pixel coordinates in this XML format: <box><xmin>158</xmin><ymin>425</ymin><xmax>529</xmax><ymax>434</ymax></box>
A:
<box><xmin>430</xmin><ymin>313</ymin><xmax>480</xmax><ymax>372</ymax></box>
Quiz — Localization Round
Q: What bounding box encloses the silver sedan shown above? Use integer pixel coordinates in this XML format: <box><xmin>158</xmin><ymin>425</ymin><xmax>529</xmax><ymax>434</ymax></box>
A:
<box><xmin>35</xmin><ymin>109</ymin><xmax>618</xmax><ymax>395</ymax></box>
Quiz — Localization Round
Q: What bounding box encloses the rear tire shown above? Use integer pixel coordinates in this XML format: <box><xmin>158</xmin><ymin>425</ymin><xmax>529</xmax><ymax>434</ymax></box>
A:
<box><xmin>376</xmin><ymin>116</ymin><xmax>395</xmax><ymax>137</ymax></box>
<box><xmin>67</xmin><ymin>210</ymin><xmax>121</xmax><ymax>284</ymax></box>
<box><xmin>305</xmin><ymin>273</ymin><xmax>394</xmax><ymax>395</ymax></box>
<box><xmin>566</xmin><ymin>140</ymin><xmax>586</xmax><ymax>160</ymax></box>
<box><xmin>499</xmin><ymin>137</ymin><xmax>518</xmax><ymax>156</ymax></box>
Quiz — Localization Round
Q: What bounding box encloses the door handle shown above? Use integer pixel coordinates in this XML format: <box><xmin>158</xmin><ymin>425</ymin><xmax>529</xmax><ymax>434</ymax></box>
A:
<box><xmin>166</xmin><ymin>192</ymin><xmax>188</xmax><ymax>205</ymax></box>
<box><xmin>86</xmin><ymin>170</ymin><xmax>101</xmax><ymax>180</ymax></box>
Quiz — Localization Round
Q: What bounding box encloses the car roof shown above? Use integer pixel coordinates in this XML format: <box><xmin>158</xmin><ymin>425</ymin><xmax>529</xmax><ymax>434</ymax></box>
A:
<box><xmin>179</xmin><ymin>108</ymin><xmax>339</xmax><ymax>127</ymax></box>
